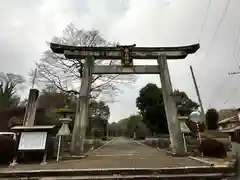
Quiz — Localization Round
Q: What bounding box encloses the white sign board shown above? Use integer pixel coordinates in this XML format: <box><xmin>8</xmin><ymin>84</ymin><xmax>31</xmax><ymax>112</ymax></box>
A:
<box><xmin>18</xmin><ymin>132</ymin><xmax>47</xmax><ymax>150</ymax></box>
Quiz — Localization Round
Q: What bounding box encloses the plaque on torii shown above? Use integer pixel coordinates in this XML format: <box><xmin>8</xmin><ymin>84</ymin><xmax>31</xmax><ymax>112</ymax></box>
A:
<box><xmin>50</xmin><ymin>42</ymin><xmax>200</xmax><ymax>156</ymax></box>
<box><xmin>117</xmin><ymin>44</ymin><xmax>136</xmax><ymax>68</ymax></box>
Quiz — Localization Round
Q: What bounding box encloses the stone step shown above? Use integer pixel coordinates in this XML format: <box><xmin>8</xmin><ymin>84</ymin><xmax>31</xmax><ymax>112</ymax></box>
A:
<box><xmin>39</xmin><ymin>173</ymin><xmax>234</xmax><ymax>180</ymax></box>
<box><xmin>0</xmin><ymin>167</ymin><xmax>235</xmax><ymax>179</ymax></box>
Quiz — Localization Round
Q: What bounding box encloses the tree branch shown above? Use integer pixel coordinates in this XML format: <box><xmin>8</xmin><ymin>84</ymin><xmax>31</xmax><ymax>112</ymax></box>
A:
<box><xmin>33</xmin><ymin>23</ymin><xmax>136</xmax><ymax>102</ymax></box>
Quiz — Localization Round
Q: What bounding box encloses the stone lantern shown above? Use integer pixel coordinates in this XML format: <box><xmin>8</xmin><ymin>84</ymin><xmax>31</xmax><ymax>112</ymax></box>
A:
<box><xmin>56</xmin><ymin>105</ymin><xmax>75</xmax><ymax>118</ymax></box>
<box><xmin>56</xmin><ymin>106</ymin><xmax>74</xmax><ymax>161</ymax></box>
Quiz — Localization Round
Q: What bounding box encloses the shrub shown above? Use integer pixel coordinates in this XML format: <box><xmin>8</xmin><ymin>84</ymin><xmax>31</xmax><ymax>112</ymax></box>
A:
<box><xmin>0</xmin><ymin>135</ymin><xmax>17</xmax><ymax>164</ymax></box>
<box><xmin>199</xmin><ymin>138</ymin><xmax>227</xmax><ymax>158</ymax></box>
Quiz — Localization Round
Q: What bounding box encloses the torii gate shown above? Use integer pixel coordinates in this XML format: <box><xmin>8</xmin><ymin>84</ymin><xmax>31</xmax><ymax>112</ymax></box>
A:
<box><xmin>50</xmin><ymin>43</ymin><xmax>200</xmax><ymax>156</ymax></box>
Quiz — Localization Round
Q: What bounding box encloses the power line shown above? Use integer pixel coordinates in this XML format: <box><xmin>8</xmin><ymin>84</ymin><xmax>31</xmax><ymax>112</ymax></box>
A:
<box><xmin>206</xmin><ymin>26</ymin><xmax>240</xmax><ymax>105</ymax></box>
<box><xmin>199</xmin><ymin>0</ymin><xmax>212</xmax><ymax>42</ymax></box>
<box><xmin>232</xmin><ymin>27</ymin><xmax>240</xmax><ymax>66</ymax></box>
<box><xmin>228</xmin><ymin>26</ymin><xmax>240</xmax><ymax>74</ymax></box>
<box><xmin>233</xmin><ymin>44</ymin><xmax>240</xmax><ymax>68</ymax></box>
<box><xmin>203</xmin><ymin>0</ymin><xmax>231</xmax><ymax>59</ymax></box>
<box><xmin>204</xmin><ymin>2</ymin><xmax>240</xmax><ymax>107</ymax></box>
<box><xmin>224</xmin><ymin>83</ymin><xmax>240</xmax><ymax>104</ymax></box>
<box><xmin>209</xmin><ymin>75</ymin><xmax>232</xmax><ymax>106</ymax></box>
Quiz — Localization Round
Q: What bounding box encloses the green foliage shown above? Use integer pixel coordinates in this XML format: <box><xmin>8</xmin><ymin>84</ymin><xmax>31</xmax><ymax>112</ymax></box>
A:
<box><xmin>206</xmin><ymin>108</ymin><xmax>219</xmax><ymax>130</ymax></box>
<box><xmin>36</xmin><ymin>86</ymin><xmax>76</xmax><ymax>127</ymax></box>
<box><xmin>136</xmin><ymin>83</ymin><xmax>199</xmax><ymax>135</ymax></box>
<box><xmin>126</xmin><ymin>114</ymin><xmax>150</xmax><ymax>139</ymax></box>
<box><xmin>134</xmin><ymin>120</ymin><xmax>150</xmax><ymax>139</ymax></box>
<box><xmin>116</xmin><ymin>118</ymin><xmax>129</xmax><ymax>136</ymax></box>
<box><xmin>111</xmin><ymin>114</ymin><xmax>150</xmax><ymax>139</ymax></box>
<box><xmin>136</xmin><ymin>83</ymin><xmax>168</xmax><ymax>134</ymax></box>
<box><xmin>88</xmin><ymin>100</ymin><xmax>110</xmax><ymax>138</ymax></box>
<box><xmin>90</xmin><ymin>100</ymin><xmax>110</xmax><ymax>121</ymax></box>
<box><xmin>108</xmin><ymin>122</ymin><xmax>121</xmax><ymax>136</ymax></box>
<box><xmin>126</xmin><ymin>115</ymin><xmax>141</xmax><ymax>137</ymax></box>
<box><xmin>0</xmin><ymin>73</ymin><xmax>25</xmax><ymax>111</ymax></box>
<box><xmin>38</xmin><ymin>85</ymin><xmax>76</xmax><ymax>110</ymax></box>
<box><xmin>38</xmin><ymin>85</ymin><xmax>110</xmax><ymax>138</ymax></box>
<box><xmin>173</xmin><ymin>90</ymin><xmax>199</xmax><ymax>116</ymax></box>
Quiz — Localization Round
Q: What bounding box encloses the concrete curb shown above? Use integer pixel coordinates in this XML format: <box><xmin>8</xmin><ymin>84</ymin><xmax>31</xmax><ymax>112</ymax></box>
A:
<box><xmin>135</xmin><ymin>140</ymin><xmax>223</xmax><ymax>167</ymax></box>
<box><xmin>163</xmin><ymin>149</ymin><xmax>232</xmax><ymax>167</ymax></box>
<box><xmin>85</xmin><ymin>137</ymin><xmax>115</xmax><ymax>156</ymax></box>
<box><xmin>133</xmin><ymin>140</ymin><xmax>154</xmax><ymax>149</ymax></box>
<box><xmin>59</xmin><ymin>138</ymin><xmax>115</xmax><ymax>162</ymax></box>
<box><xmin>163</xmin><ymin>149</ymin><xmax>217</xmax><ymax>166</ymax></box>
<box><xmin>188</xmin><ymin>156</ymin><xmax>215</xmax><ymax>166</ymax></box>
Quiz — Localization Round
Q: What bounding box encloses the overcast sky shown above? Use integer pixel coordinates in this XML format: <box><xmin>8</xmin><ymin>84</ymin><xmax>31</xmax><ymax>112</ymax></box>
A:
<box><xmin>1</xmin><ymin>0</ymin><xmax>240</xmax><ymax>122</ymax></box>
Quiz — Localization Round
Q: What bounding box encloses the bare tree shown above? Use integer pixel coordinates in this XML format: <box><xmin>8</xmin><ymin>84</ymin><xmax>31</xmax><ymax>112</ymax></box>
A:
<box><xmin>32</xmin><ymin>23</ymin><xmax>136</xmax><ymax>102</ymax></box>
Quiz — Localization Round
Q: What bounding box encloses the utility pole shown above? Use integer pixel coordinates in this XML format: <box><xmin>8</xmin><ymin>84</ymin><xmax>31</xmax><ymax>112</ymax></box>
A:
<box><xmin>190</xmin><ymin>66</ymin><xmax>205</xmax><ymax>126</ymax></box>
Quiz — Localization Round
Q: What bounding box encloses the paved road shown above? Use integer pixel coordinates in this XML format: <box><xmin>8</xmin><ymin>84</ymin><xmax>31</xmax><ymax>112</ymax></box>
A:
<box><xmin>1</xmin><ymin>137</ymin><xmax>206</xmax><ymax>171</ymax></box>
<box><xmin>79</xmin><ymin>137</ymin><xmax>205</xmax><ymax>168</ymax></box>
<box><xmin>0</xmin><ymin>137</ymin><xmax>234</xmax><ymax>179</ymax></box>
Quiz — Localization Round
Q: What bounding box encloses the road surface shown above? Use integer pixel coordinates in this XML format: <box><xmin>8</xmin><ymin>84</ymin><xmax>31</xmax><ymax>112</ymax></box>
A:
<box><xmin>76</xmin><ymin>137</ymin><xmax>205</xmax><ymax>168</ymax></box>
<box><xmin>0</xmin><ymin>137</ymin><xmax>235</xmax><ymax>179</ymax></box>
<box><xmin>1</xmin><ymin>137</ymin><xmax>205</xmax><ymax>171</ymax></box>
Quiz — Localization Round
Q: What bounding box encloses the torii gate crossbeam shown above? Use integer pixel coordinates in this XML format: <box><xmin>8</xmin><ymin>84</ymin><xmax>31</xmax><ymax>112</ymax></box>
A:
<box><xmin>50</xmin><ymin>43</ymin><xmax>200</xmax><ymax>156</ymax></box>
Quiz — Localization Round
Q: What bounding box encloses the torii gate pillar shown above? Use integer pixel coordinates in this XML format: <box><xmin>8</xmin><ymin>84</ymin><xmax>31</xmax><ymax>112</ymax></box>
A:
<box><xmin>158</xmin><ymin>55</ymin><xmax>185</xmax><ymax>155</ymax></box>
<box><xmin>70</xmin><ymin>56</ymin><xmax>94</xmax><ymax>155</ymax></box>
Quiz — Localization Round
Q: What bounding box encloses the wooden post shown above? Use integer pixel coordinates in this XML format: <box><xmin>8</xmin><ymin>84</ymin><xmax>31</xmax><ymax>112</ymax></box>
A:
<box><xmin>196</xmin><ymin>123</ymin><xmax>202</xmax><ymax>144</ymax></box>
<box><xmin>70</xmin><ymin>56</ymin><xmax>94</xmax><ymax>155</ymax></box>
<box><xmin>157</xmin><ymin>55</ymin><xmax>186</xmax><ymax>155</ymax></box>
<box><xmin>56</xmin><ymin>136</ymin><xmax>62</xmax><ymax>162</ymax></box>
<box><xmin>182</xmin><ymin>133</ymin><xmax>187</xmax><ymax>152</ymax></box>
<box><xmin>23</xmin><ymin>89</ymin><xmax>39</xmax><ymax>126</ymax></box>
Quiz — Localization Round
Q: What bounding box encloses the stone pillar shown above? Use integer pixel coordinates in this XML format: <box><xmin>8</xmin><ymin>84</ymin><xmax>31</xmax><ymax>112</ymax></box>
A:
<box><xmin>70</xmin><ymin>56</ymin><xmax>94</xmax><ymax>155</ymax></box>
<box><xmin>23</xmin><ymin>88</ymin><xmax>39</xmax><ymax>126</ymax></box>
<box><xmin>157</xmin><ymin>55</ymin><xmax>185</xmax><ymax>155</ymax></box>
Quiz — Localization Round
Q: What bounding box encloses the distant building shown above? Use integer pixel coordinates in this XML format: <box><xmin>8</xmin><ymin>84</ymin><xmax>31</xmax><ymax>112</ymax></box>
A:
<box><xmin>218</xmin><ymin>108</ymin><xmax>236</xmax><ymax>120</ymax></box>
<box><xmin>218</xmin><ymin>108</ymin><xmax>240</xmax><ymax>132</ymax></box>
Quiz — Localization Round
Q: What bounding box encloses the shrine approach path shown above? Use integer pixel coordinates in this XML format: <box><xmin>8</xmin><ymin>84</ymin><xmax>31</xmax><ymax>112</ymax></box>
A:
<box><xmin>1</xmin><ymin>137</ymin><xmax>206</xmax><ymax>171</ymax></box>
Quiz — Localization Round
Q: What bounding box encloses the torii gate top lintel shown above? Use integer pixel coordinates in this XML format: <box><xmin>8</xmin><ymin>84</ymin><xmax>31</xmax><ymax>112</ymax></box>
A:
<box><xmin>50</xmin><ymin>43</ymin><xmax>200</xmax><ymax>60</ymax></box>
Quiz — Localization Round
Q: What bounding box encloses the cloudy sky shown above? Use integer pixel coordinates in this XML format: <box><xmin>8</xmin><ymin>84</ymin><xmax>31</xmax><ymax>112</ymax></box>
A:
<box><xmin>1</xmin><ymin>0</ymin><xmax>240</xmax><ymax>122</ymax></box>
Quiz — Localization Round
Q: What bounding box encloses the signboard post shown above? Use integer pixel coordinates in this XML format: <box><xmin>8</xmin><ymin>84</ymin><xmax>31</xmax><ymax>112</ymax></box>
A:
<box><xmin>18</xmin><ymin>132</ymin><xmax>47</xmax><ymax>150</ymax></box>
<box><xmin>10</xmin><ymin>126</ymin><xmax>55</xmax><ymax>166</ymax></box>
